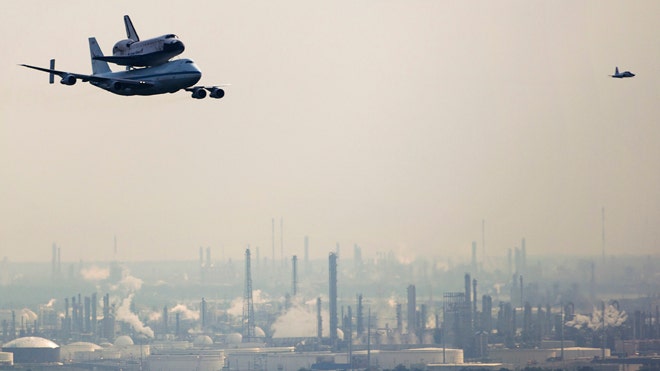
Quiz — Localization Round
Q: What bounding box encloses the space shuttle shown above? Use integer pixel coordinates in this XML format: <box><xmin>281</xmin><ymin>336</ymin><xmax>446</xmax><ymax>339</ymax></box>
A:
<box><xmin>93</xmin><ymin>15</ymin><xmax>185</xmax><ymax>67</ymax></box>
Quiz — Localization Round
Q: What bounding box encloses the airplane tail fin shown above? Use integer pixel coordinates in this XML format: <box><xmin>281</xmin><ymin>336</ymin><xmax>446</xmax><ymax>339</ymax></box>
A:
<box><xmin>124</xmin><ymin>15</ymin><xmax>140</xmax><ymax>41</ymax></box>
<box><xmin>615</xmin><ymin>66</ymin><xmax>619</xmax><ymax>75</ymax></box>
<box><xmin>88</xmin><ymin>37</ymin><xmax>111</xmax><ymax>75</ymax></box>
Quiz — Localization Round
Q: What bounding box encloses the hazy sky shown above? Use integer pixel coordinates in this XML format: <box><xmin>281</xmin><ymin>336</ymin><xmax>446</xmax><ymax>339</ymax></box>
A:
<box><xmin>1</xmin><ymin>1</ymin><xmax>659</xmax><ymax>263</ymax></box>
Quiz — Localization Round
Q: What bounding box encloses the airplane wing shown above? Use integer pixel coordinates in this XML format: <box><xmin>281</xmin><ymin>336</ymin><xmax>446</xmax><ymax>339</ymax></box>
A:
<box><xmin>20</xmin><ymin>63</ymin><xmax>154</xmax><ymax>88</ymax></box>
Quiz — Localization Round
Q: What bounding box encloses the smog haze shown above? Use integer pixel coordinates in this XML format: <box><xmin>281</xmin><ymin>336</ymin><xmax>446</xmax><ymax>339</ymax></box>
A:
<box><xmin>1</xmin><ymin>0</ymin><xmax>659</xmax><ymax>263</ymax></box>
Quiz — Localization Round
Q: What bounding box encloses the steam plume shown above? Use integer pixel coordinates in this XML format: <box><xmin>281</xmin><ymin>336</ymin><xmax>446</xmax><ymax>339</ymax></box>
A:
<box><xmin>115</xmin><ymin>294</ymin><xmax>154</xmax><ymax>338</ymax></box>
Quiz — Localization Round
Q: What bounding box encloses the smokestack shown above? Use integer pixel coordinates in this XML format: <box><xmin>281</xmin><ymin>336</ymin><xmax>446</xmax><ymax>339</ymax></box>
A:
<box><xmin>602</xmin><ymin>207</ymin><xmax>606</xmax><ymax>263</ymax></box>
<box><xmin>520</xmin><ymin>275</ymin><xmax>524</xmax><ymax>307</ymax></box>
<box><xmin>91</xmin><ymin>293</ymin><xmax>97</xmax><ymax>335</ymax></box>
<box><xmin>72</xmin><ymin>296</ymin><xmax>77</xmax><ymax>332</ymax></box>
<box><xmin>481</xmin><ymin>295</ymin><xmax>493</xmax><ymax>333</ymax></box>
<box><xmin>357</xmin><ymin>294</ymin><xmax>364</xmax><ymax>335</ymax></box>
<box><xmin>65</xmin><ymin>297</ymin><xmax>70</xmax><ymax>323</ymax></box>
<box><xmin>329</xmin><ymin>252</ymin><xmax>338</xmax><ymax>345</ymax></box>
<box><xmin>292</xmin><ymin>255</ymin><xmax>298</xmax><ymax>296</ymax></box>
<box><xmin>317</xmin><ymin>297</ymin><xmax>323</xmax><ymax>339</ymax></box>
<box><xmin>465</xmin><ymin>273</ymin><xmax>473</xmax><ymax>350</ymax></box>
<box><xmin>206</xmin><ymin>247</ymin><xmax>211</xmax><ymax>267</ymax></box>
<box><xmin>162</xmin><ymin>305</ymin><xmax>168</xmax><ymax>333</ymax></box>
<box><xmin>465</xmin><ymin>274</ymin><xmax>471</xmax><ymax>304</ymax></box>
<box><xmin>243</xmin><ymin>248</ymin><xmax>255</xmax><ymax>341</ymax></box>
<box><xmin>176</xmin><ymin>312</ymin><xmax>180</xmax><ymax>339</ymax></box>
<box><xmin>407</xmin><ymin>284</ymin><xmax>417</xmax><ymax>335</ymax></box>
<box><xmin>201</xmin><ymin>297</ymin><xmax>207</xmax><ymax>329</ymax></box>
<box><xmin>396</xmin><ymin>303</ymin><xmax>403</xmax><ymax>333</ymax></box>
<box><xmin>507</xmin><ymin>248</ymin><xmax>512</xmax><ymax>278</ymax></box>
<box><xmin>199</xmin><ymin>247</ymin><xmax>204</xmax><ymax>267</ymax></box>
<box><xmin>420</xmin><ymin>304</ymin><xmax>427</xmax><ymax>330</ymax></box>
<box><xmin>103</xmin><ymin>293</ymin><xmax>114</xmax><ymax>340</ymax></box>
<box><xmin>84</xmin><ymin>296</ymin><xmax>91</xmax><ymax>333</ymax></box>
<box><xmin>472</xmin><ymin>279</ymin><xmax>478</xmax><ymax>315</ymax></box>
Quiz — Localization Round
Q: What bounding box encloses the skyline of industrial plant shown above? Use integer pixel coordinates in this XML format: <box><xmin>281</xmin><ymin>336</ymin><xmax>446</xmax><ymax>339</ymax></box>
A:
<box><xmin>1</xmin><ymin>242</ymin><xmax>659</xmax><ymax>369</ymax></box>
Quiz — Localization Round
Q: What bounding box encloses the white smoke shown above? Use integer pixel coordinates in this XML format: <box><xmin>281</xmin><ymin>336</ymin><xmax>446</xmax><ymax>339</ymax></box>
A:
<box><xmin>108</xmin><ymin>268</ymin><xmax>144</xmax><ymax>299</ymax></box>
<box><xmin>565</xmin><ymin>304</ymin><xmax>627</xmax><ymax>330</ymax></box>
<box><xmin>227</xmin><ymin>290</ymin><xmax>270</xmax><ymax>317</ymax></box>
<box><xmin>171</xmin><ymin>304</ymin><xmax>200</xmax><ymax>321</ymax></box>
<box><xmin>80</xmin><ymin>265</ymin><xmax>110</xmax><ymax>281</ymax></box>
<box><xmin>271</xmin><ymin>298</ymin><xmax>328</xmax><ymax>338</ymax></box>
<box><xmin>118</xmin><ymin>274</ymin><xmax>143</xmax><ymax>292</ymax></box>
<box><xmin>115</xmin><ymin>294</ymin><xmax>154</xmax><ymax>338</ymax></box>
<box><xmin>227</xmin><ymin>297</ymin><xmax>243</xmax><ymax>317</ymax></box>
<box><xmin>148</xmin><ymin>311</ymin><xmax>162</xmax><ymax>322</ymax></box>
<box><xmin>45</xmin><ymin>298</ymin><xmax>56</xmax><ymax>307</ymax></box>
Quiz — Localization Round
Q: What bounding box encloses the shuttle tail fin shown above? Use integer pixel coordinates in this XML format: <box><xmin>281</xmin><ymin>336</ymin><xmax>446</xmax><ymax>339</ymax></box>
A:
<box><xmin>89</xmin><ymin>37</ymin><xmax>111</xmax><ymax>75</ymax></box>
<box><xmin>124</xmin><ymin>15</ymin><xmax>140</xmax><ymax>41</ymax></box>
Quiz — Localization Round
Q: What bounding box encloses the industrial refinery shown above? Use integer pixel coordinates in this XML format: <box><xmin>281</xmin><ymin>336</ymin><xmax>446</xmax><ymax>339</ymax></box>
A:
<box><xmin>1</xmin><ymin>238</ymin><xmax>660</xmax><ymax>371</ymax></box>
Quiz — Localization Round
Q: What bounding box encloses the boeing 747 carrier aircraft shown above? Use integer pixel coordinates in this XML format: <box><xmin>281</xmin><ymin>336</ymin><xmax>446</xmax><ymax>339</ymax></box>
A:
<box><xmin>21</xmin><ymin>38</ymin><xmax>224</xmax><ymax>99</ymax></box>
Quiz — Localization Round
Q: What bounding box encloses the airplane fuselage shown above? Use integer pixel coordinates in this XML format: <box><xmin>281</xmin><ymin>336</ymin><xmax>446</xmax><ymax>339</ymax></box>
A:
<box><xmin>611</xmin><ymin>72</ymin><xmax>635</xmax><ymax>78</ymax></box>
<box><xmin>92</xmin><ymin>58</ymin><xmax>201</xmax><ymax>96</ymax></box>
<box><xmin>611</xmin><ymin>67</ymin><xmax>635</xmax><ymax>78</ymax></box>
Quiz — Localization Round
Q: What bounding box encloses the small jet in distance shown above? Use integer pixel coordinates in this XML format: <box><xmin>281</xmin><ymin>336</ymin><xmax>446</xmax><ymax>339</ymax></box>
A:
<box><xmin>610</xmin><ymin>67</ymin><xmax>635</xmax><ymax>78</ymax></box>
<box><xmin>93</xmin><ymin>15</ymin><xmax>185</xmax><ymax>67</ymax></box>
<box><xmin>21</xmin><ymin>37</ymin><xmax>225</xmax><ymax>99</ymax></box>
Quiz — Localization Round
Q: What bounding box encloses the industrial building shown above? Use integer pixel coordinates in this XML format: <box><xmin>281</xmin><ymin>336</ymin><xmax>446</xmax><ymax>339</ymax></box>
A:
<box><xmin>1</xmin><ymin>336</ymin><xmax>60</xmax><ymax>364</ymax></box>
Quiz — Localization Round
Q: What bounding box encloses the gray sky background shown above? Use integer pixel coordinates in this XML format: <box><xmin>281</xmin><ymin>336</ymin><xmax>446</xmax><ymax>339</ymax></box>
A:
<box><xmin>1</xmin><ymin>0</ymin><xmax>658</xmax><ymax>263</ymax></box>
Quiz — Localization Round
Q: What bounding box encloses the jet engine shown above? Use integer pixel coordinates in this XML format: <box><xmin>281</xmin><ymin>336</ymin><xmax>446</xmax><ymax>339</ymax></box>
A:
<box><xmin>209</xmin><ymin>87</ymin><xmax>225</xmax><ymax>99</ymax></box>
<box><xmin>60</xmin><ymin>74</ymin><xmax>76</xmax><ymax>85</ymax></box>
<box><xmin>191</xmin><ymin>87</ymin><xmax>207</xmax><ymax>99</ymax></box>
<box><xmin>112</xmin><ymin>81</ymin><xmax>123</xmax><ymax>91</ymax></box>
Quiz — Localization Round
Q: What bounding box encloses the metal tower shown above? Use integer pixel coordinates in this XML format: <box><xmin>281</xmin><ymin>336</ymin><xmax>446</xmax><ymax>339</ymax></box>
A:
<box><xmin>292</xmin><ymin>255</ymin><xmax>298</xmax><ymax>296</ymax></box>
<box><xmin>329</xmin><ymin>252</ymin><xmax>338</xmax><ymax>345</ymax></box>
<box><xmin>243</xmin><ymin>248</ymin><xmax>255</xmax><ymax>340</ymax></box>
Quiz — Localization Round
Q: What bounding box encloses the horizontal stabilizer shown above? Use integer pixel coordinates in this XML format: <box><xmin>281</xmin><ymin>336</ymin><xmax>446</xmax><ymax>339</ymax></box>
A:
<box><xmin>49</xmin><ymin>59</ymin><xmax>55</xmax><ymax>84</ymax></box>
